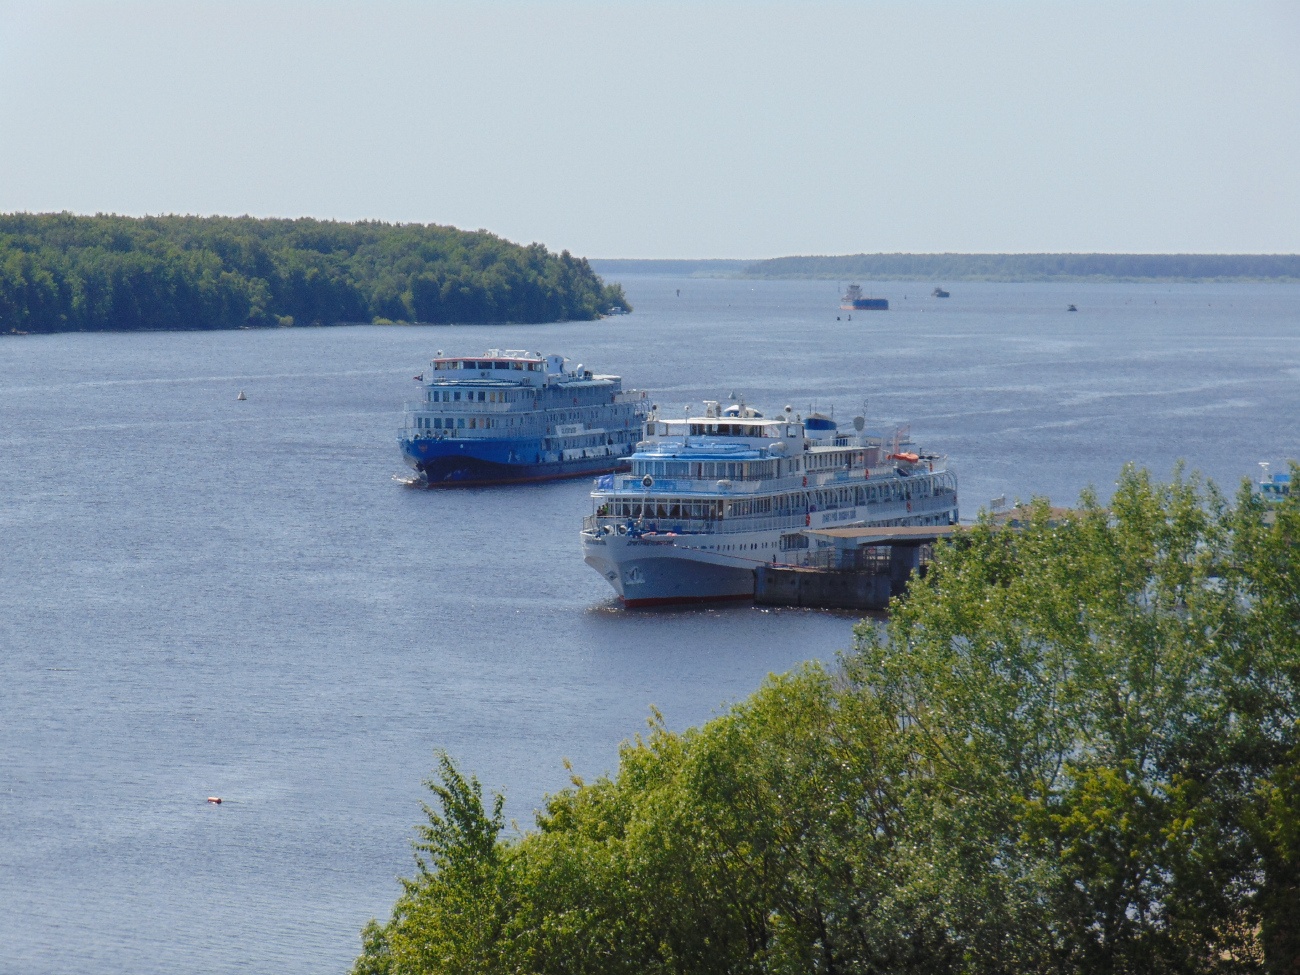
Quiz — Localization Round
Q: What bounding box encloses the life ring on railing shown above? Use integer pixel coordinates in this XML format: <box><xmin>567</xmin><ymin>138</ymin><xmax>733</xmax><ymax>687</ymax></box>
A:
<box><xmin>907</xmin><ymin>501</ymin><xmax>912</xmax><ymax>512</ymax></box>
<box><xmin>806</xmin><ymin>514</ymin><xmax>811</xmax><ymax>526</ymax></box>
<box><xmin>802</xmin><ymin>476</ymin><xmax>807</xmax><ymax>486</ymax></box>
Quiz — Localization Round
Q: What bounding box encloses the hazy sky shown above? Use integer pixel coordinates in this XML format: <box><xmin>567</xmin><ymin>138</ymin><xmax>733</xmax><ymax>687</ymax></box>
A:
<box><xmin>1</xmin><ymin>1</ymin><xmax>1296</xmax><ymax>257</ymax></box>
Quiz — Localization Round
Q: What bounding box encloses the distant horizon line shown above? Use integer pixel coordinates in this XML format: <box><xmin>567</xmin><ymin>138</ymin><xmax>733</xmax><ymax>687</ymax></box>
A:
<box><xmin>589</xmin><ymin>254</ymin><xmax>1300</xmax><ymax>283</ymax></box>
<box><xmin>592</xmin><ymin>252</ymin><xmax>1300</xmax><ymax>260</ymax></box>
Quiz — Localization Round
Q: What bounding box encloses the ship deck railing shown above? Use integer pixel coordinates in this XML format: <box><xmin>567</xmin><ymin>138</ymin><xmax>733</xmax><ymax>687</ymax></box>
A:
<box><xmin>599</xmin><ymin>470</ymin><xmax>956</xmax><ymax>496</ymax></box>
<box><xmin>582</xmin><ymin>494</ymin><xmax>960</xmax><ymax>537</ymax></box>
<box><xmin>583</xmin><ymin>511</ymin><xmax>820</xmax><ymax>536</ymax></box>
<box><xmin>397</xmin><ymin>428</ymin><xmax>521</xmax><ymax>441</ymax></box>
<box><xmin>405</xmin><ymin>400</ymin><xmax>551</xmax><ymax>414</ymax></box>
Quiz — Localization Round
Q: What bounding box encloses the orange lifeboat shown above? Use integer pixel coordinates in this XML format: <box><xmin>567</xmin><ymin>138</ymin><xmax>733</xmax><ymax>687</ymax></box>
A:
<box><xmin>887</xmin><ymin>452</ymin><xmax>920</xmax><ymax>463</ymax></box>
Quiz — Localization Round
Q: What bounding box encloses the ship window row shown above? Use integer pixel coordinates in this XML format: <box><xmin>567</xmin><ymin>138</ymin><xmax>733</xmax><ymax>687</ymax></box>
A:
<box><xmin>415</xmin><ymin>416</ymin><xmax>519</xmax><ymax>430</ymax></box>
<box><xmin>808</xmin><ymin>450</ymin><xmax>870</xmax><ymax>469</ymax></box>
<box><xmin>602</xmin><ymin>499</ymin><xmax>723</xmax><ymax>520</ymax></box>
<box><xmin>435</xmin><ymin>360</ymin><xmax>542</xmax><ymax>371</ymax></box>
<box><xmin>633</xmin><ymin>459</ymin><xmax>793</xmax><ymax>480</ymax></box>
<box><xmin>684</xmin><ymin>423</ymin><xmax>790</xmax><ymax>438</ymax></box>
<box><xmin>429</xmin><ymin>390</ymin><xmax>517</xmax><ymax>403</ymax></box>
<box><xmin>600</xmin><ymin>496</ymin><xmax>787</xmax><ymax>520</ymax></box>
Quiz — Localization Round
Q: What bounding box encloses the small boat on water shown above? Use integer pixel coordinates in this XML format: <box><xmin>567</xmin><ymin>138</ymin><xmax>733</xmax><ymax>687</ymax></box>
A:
<box><xmin>1259</xmin><ymin>463</ymin><xmax>1292</xmax><ymax>502</ymax></box>
<box><xmin>841</xmin><ymin>284</ymin><xmax>888</xmax><ymax>311</ymax></box>
<box><xmin>932</xmin><ymin>287</ymin><xmax>950</xmax><ymax>298</ymax></box>
<box><xmin>236</xmin><ymin>390</ymin><xmax>247</xmax><ymax>401</ymax></box>
<box><xmin>1067</xmin><ymin>304</ymin><xmax>1078</xmax><ymax>312</ymax></box>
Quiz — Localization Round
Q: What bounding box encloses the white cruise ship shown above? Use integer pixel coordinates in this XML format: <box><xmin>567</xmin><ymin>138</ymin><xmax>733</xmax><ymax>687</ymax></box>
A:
<box><xmin>580</xmin><ymin>401</ymin><xmax>958</xmax><ymax>606</ymax></box>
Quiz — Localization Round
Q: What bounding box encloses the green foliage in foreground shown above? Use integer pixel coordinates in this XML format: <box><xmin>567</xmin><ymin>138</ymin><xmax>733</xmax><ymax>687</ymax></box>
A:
<box><xmin>358</xmin><ymin>465</ymin><xmax>1300</xmax><ymax>975</ymax></box>
<box><xmin>0</xmin><ymin>213</ymin><xmax>629</xmax><ymax>333</ymax></box>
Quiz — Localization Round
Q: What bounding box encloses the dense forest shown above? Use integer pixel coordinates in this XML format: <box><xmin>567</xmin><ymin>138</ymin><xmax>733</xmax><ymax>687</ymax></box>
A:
<box><xmin>745</xmin><ymin>252</ymin><xmax>1300</xmax><ymax>281</ymax></box>
<box><xmin>0</xmin><ymin>213</ymin><xmax>629</xmax><ymax>333</ymax></box>
<box><xmin>356</xmin><ymin>465</ymin><xmax>1300</xmax><ymax>975</ymax></box>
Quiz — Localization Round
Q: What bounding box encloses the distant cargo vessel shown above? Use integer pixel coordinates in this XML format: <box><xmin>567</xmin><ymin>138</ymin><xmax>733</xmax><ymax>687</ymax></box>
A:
<box><xmin>932</xmin><ymin>287</ymin><xmax>950</xmax><ymax>298</ymax></box>
<box><xmin>399</xmin><ymin>350</ymin><xmax>648</xmax><ymax>486</ymax></box>
<box><xmin>841</xmin><ymin>284</ymin><xmax>888</xmax><ymax>311</ymax></box>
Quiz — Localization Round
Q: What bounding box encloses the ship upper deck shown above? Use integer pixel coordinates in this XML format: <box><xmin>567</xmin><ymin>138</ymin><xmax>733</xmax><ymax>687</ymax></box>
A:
<box><xmin>421</xmin><ymin>349</ymin><xmax>624</xmax><ymax>390</ymax></box>
<box><xmin>592</xmin><ymin>412</ymin><xmax>947</xmax><ymax>498</ymax></box>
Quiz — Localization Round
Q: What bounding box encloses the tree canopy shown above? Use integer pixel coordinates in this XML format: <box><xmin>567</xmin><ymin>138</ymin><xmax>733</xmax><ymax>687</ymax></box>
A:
<box><xmin>0</xmin><ymin>213</ymin><xmax>630</xmax><ymax>333</ymax></box>
<box><xmin>357</xmin><ymin>464</ymin><xmax>1300</xmax><ymax>975</ymax></box>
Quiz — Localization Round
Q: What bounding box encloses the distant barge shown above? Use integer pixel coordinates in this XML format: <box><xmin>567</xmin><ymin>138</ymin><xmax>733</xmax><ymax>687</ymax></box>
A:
<box><xmin>840</xmin><ymin>284</ymin><xmax>888</xmax><ymax>311</ymax></box>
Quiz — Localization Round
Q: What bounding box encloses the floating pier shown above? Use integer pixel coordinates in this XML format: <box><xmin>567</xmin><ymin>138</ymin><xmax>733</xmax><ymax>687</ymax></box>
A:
<box><xmin>756</xmin><ymin>525</ymin><xmax>961</xmax><ymax>611</ymax></box>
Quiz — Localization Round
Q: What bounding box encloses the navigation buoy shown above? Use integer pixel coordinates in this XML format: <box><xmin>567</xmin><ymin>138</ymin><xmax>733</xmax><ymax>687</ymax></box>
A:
<box><xmin>207</xmin><ymin>796</ymin><xmax>222</xmax><ymax>804</ymax></box>
<box><xmin>236</xmin><ymin>391</ymin><xmax>247</xmax><ymax>401</ymax></box>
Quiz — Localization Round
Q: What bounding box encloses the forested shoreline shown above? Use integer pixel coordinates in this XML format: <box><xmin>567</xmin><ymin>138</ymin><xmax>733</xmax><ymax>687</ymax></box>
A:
<box><xmin>0</xmin><ymin>213</ymin><xmax>629</xmax><ymax>334</ymax></box>
<box><xmin>744</xmin><ymin>252</ymin><xmax>1300</xmax><ymax>281</ymax></box>
<box><xmin>356</xmin><ymin>465</ymin><xmax>1300</xmax><ymax>975</ymax></box>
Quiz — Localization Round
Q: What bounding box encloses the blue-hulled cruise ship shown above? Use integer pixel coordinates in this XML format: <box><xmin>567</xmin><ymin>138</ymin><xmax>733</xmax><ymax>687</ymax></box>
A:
<box><xmin>581</xmin><ymin>400</ymin><xmax>957</xmax><ymax>606</ymax></box>
<box><xmin>399</xmin><ymin>350</ymin><xmax>648</xmax><ymax>485</ymax></box>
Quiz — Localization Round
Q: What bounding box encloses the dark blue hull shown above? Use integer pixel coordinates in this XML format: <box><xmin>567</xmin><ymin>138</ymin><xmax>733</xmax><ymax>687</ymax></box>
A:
<box><xmin>400</xmin><ymin>436</ymin><xmax>630</xmax><ymax>486</ymax></box>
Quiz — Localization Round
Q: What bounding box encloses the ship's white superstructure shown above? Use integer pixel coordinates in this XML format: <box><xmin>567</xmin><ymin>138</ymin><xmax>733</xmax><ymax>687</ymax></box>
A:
<box><xmin>580</xmin><ymin>401</ymin><xmax>958</xmax><ymax>606</ymax></box>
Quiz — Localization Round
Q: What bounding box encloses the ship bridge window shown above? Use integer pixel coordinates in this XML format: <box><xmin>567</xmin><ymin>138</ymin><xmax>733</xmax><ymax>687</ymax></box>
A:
<box><xmin>512</xmin><ymin>361</ymin><xmax>524</xmax><ymax>370</ymax></box>
<box><xmin>494</xmin><ymin>361</ymin><xmax>510</xmax><ymax>370</ymax></box>
<box><xmin>477</xmin><ymin>391</ymin><xmax>486</xmax><ymax>402</ymax></box>
<box><xmin>477</xmin><ymin>361</ymin><xmax>493</xmax><ymax>369</ymax></box>
<box><xmin>453</xmin><ymin>391</ymin><xmax>462</xmax><ymax>401</ymax></box>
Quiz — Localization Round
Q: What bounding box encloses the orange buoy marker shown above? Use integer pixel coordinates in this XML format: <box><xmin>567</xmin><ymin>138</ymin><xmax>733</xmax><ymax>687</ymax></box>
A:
<box><xmin>207</xmin><ymin>797</ymin><xmax>222</xmax><ymax>804</ymax></box>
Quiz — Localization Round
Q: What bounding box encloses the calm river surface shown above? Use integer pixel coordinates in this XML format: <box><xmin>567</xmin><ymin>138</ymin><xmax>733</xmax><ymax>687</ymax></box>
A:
<box><xmin>2</xmin><ymin>277</ymin><xmax>1298</xmax><ymax>973</ymax></box>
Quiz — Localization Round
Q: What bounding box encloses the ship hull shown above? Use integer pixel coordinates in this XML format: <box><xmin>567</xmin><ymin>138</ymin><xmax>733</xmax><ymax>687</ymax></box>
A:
<box><xmin>401</xmin><ymin>436</ymin><xmax>630</xmax><ymax>486</ymax></box>
<box><xmin>840</xmin><ymin>298</ymin><xmax>889</xmax><ymax>310</ymax></box>
<box><xmin>581</xmin><ymin>533</ymin><xmax>759</xmax><ymax>607</ymax></box>
<box><xmin>582</xmin><ymin>495</ymin><xmax>959</xmax><ymax>607</ymax></box>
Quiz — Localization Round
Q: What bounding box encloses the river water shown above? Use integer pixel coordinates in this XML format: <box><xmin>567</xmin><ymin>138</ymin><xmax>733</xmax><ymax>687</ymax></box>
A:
<box><xmin>2</xmin><ymin>277</ymin><xmax>1298</xmax><ymax>973</ymax></box>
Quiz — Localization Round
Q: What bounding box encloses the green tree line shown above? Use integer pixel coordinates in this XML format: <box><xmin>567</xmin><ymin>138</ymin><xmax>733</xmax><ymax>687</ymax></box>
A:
<box><xmin>0</xmin><ymin>213</ymin><xmax>630</xmax><ymax>333</ymax></box>
<box><xmin>745</xmin><ymin>253</ymin><xmax>1300</xmax><ymax>281</ymax></box>
<box><xmin>357</xmin><ymin>465</ymin><xmax>1300</xmax><ymax>975</ymax></box>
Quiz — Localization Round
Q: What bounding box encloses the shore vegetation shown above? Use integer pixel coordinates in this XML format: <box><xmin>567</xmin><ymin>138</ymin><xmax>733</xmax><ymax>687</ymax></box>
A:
<box><xmin>0</xmin><ymin>213</ymin><xmax>629</xmax><ymax>333</ymax></box>
<box><xmin>356</xmin><ymin>464</ymin><xmax>1300</xmax><ymax>975</ymax></box>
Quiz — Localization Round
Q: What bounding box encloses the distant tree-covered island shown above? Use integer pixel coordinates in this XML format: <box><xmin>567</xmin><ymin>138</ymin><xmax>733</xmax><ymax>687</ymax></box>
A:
<box><xmin>0</xmin><ymin>213</ymin><xmax>630</xmax><ymax>334</ymax></box>
<box><xmin>745</xmin><ymin>252</ymin><xmax>1300</xmax><ymax>281</ymax></box>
